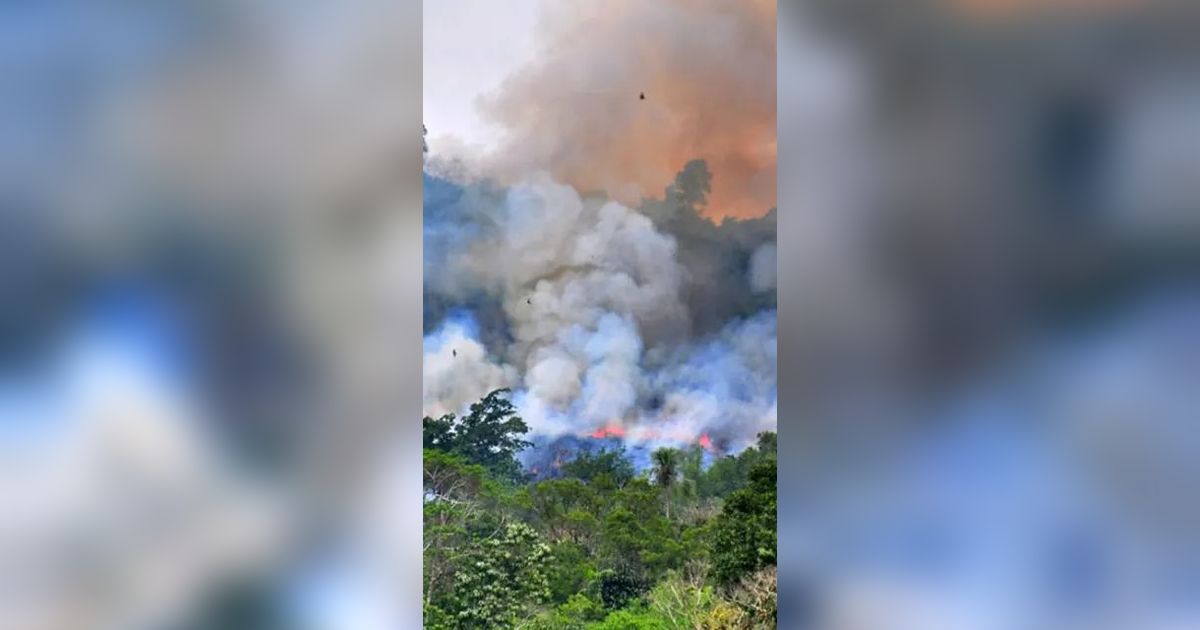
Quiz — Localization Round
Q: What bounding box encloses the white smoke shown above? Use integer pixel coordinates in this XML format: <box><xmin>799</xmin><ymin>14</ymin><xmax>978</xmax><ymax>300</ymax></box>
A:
<box><xmin>423</xmin><ymin>171</ymin><xmax>776</xmax><ymax>450</ymax></box>
<box><xmin>641</xmin><ymin>311</ymin><xmax>777</xmax><ymax>449</ymax></box>
<box><xmin>422</xmin><ymin>319</ymin><xmax>518</xmax><ymax>419</ymax></box>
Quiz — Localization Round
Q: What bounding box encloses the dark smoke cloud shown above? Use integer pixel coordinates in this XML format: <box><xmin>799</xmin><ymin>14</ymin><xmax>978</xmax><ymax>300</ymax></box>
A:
<box><xmin>638</xmin><ymin>159</ymin><xmax>777</xmax><ymax>335</ymax></box>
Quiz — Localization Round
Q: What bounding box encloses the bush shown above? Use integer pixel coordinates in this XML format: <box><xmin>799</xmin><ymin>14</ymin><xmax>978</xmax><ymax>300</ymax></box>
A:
<box><xmin>527</xmin><ymin>593</ymin><xmax>606</xmax><ymax>630</ymax></box>
<box><xmin>598</xmin><ymin>568</ymin><xmax>647</xmax><ymax>610</ymax></box>
<box><xmin>727</xmin><ymin>566</ymin><xmax>777</xmax><ymax>628</ymax></box>
<box><xmin>645</xmin><ymin>571</ymin><xmax>716</xmax><ymax>627</ymax></box>
<box><xmin>586</xmin><ymin>606</ymin><xmax>671</xmax><ymax>630</ymax></box>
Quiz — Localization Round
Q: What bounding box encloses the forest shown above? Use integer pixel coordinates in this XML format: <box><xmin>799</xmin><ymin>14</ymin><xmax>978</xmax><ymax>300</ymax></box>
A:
<box><xmin>423</xmin><ymin>389</ymin><xmax>778</xmax><ymax>629</ymax></box>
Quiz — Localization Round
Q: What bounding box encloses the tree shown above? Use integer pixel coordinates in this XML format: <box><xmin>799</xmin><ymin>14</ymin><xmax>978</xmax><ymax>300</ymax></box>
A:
<box><xmin>754</xmin><ymin>431</ymin><xmax>777</xmax><ymax>458</ymax></box>
<box><xmin>527</xmin><ymin>478</ymin><xmax>600</xmax><ymax>544</ymax></box>
<box><xmin>422</xmin><ymin>388</ymin><xmax>533</xmax><ymax>482</ymax></box>
<box><xmin>433</xmin><ymin>522</ymin><xmax>551</xmax><ymax>629</ymax></box>
<box><xmin>423</xmin><ymin>413</ymin><xmax>456</xmax><ymax>450</ymax></box>
<box><xmin>651</xmin><ymin>448</ymin><xmax>681</xmax><ymax>519</ymax></box>
<box><xmin>699</xmin><ymin>432</ymin><xmax>776</xmax><ymax>499</ymax></box>
<box><xmin>711</xmin><ymin>458</ymin><xmax>776</xmax><ymax>586</ymax></box>
<box><xmin>561</xmin><ymin>448</ymin><xmax>635</xmax><ymax>488</ymax></box>
<box><xmin>599</xmin><ymin>480</ymin><xmax>684</xmax><ymax>589</ymax></box>
<box><xmin>423</xmin><ymin>449</ymin><xmax>502</xmax><ymax>612</ymax></box>
<box><xmin>543</xmin><ymin>541</ymin><xmax>598</xmax><ymax>605</ymax></box>
<box><xmin>421</xmin><ymin>395</ymin><xmax>778</xmax><ymax>627</ymax></box>
<box><xmin>597</xmin><ymin>567</ymin><xmax>647</xmax><ymax>612</ymax></box>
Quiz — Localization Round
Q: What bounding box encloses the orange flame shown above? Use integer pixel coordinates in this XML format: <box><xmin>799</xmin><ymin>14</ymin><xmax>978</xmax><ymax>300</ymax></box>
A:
<box><xmin>589</xmin><ymin>424</ymin><xmax>627</xmax><ymax>439</ymax></box>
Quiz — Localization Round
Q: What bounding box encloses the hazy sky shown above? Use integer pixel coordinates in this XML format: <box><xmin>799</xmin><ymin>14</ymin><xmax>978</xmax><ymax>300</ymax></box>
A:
<box><xmin>422</xmin><ymin>0</ymin><xmax>543</xmax><ymax>154</ymax></box>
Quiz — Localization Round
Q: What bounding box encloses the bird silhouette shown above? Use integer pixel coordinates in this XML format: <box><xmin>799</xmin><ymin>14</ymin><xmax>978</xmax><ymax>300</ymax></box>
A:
<box><xmin>452</xmin><ymin>349</ymin><xmax>456</xmax><ymax>357</ymax></box>
<box><xmin>639</xmin><ymin>92</ymin><xmax>645</xmax><ymax>100</ymax></box>
<box><xmin>527</xmin><ymin>298</ymin><xmax>532</xmax><ymax>305</ymax></box>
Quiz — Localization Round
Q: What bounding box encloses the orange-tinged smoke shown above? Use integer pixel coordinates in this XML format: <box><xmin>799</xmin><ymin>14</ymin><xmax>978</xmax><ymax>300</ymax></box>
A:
<box><xmin>480</xmin><ymin>0</ymin><xmax>776</xmax><ymax>220</ymax></box>
<box><xmin>698</xmin><ymin>433</ymin><xmax>713</xmax><ymax>450</ymax></box>
<box><xmin>943</xmin><ymin>0</ymin><xmax>1144</xmax><ymax>19</ymax></box>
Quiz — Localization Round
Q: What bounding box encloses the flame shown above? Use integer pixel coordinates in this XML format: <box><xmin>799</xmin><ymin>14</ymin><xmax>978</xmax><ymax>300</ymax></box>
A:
<box><xmin>586</xmin><ymin>425</ymin><xmax>717</xmax><ymax>450</ymax></box>
<box><xmin>589</xmin><ymin>424</ymin><xmax>626</xmax><ymax>439</ymax></box>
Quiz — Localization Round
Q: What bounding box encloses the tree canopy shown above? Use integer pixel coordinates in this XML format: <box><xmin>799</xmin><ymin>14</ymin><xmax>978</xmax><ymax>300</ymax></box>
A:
<box><xmin>423</xmin><ymin>389</ymin><xmax>777</xmax><ymax>628</ymax></box>
<box><xmin>423</xmin><ymin>388</ymin><xmax>532</xmax><ymax>482</ymax></box>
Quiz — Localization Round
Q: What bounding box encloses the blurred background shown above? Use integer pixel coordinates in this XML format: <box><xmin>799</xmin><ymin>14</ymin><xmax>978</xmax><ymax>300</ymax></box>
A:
<box><xmin>1</xmin><ymin>0</ymin><xmax>1198</xmax><ymax>628</ymax></box>
<box><xmin>778</xmin><ymin>0</ymin><xmax>1200</xmax><ymax>628</ymax></box>
<box><xmin>0</xmin><ymin>1</ymin><xmax>423</xmax><ymax>629</ymax></box>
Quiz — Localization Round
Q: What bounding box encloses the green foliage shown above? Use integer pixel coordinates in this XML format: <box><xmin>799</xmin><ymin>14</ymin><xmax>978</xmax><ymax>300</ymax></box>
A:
<box><xmin>597</xmin><ymin>567</ymin><xmax>647</xmax><ymax>611</ymax></box>
<box><xmin>527</xmin><ymin>594</ymin><xmax>606</xmax><ymax>630</ymax></box>
<box><xmin>754</xmin><ymin>431</ymin><xmax>777</xmax><ymax>457</ymax></box>
<box><xmin>545</xmin><ymin>542</ymin><xmax>598</xmax><ymax>605</ymax></box>
<box><xmin>711</xmin><ymin>458</ymin><xmax>777</xmax><ymax>586</ymax></box>
<box><xmin>440</xmin><ymin>522</ymin><xmax>552</xmax><ymax>628</ymax></box>
<box><xmin>599</xmin><ymin>481</ymin><xmax>684</xmax><ymax>583</ymax></box>
<box><xmin>680</xmin><ymin>520</ymin><xmax>714</xmax><ymax>567</ymax></box>
<box><xmin>424</xmin><ymin>449</ymin><xmax>503</xmax><ymax>606</ymax></box>
<box><xmin>680</xmin><ymin>446</ymin><xmax>705</xmax><ymax>489</ymax></box>
<box><xmin>422</xmin><ymin>388</ymin><xmax>532</xmax><ymax>482</ymax></box>
<box><xmin>527</xmin><ymin>478</ymin><xmax>600</xmax><ymax>543</ymax></box>
<box><xmin>697</xmin><ymin>431</ymin><xmax>776</xmax><ymax>499</ymax></box>
<box><xmin>423</xmin><ymin>413</ymin><xmax>456</xmax><ymax>450</ymax></box>
<box><xmin>423</xmin><ymin>602</ymin><xmax>453</xmax><ymax>629</ymax></box>
<box><xmin>423</xmin><ymin>448</ymin><xmax>488</xmax><ymax>499</ymax></box>
<box><xmin>561</xmin><ymin>448</ymin><xmax>636</xmax><ymax>488</ymax></box>
<box><xmin>651</xmin><ymin>447</ymin><xmax>681</xmax><ymax>519</ymax></box>
<box><xmin>645</xmin><ymin>572</ymin><xmax>718</xmax><ymax>627</ymax></box>
<box><xmin>421</xmin><ymin>393</ymin><xmax>777</xmax><ymax>629</ymax></box>
<box><xmin>651</xmin><ymin>448</ymin><xmax>681</xmax><ymax>490</ymax></box>
<box><xmin>586</xmin><ymin>605</ymin><xmax>671</xmax><ymax>630</ymax></box>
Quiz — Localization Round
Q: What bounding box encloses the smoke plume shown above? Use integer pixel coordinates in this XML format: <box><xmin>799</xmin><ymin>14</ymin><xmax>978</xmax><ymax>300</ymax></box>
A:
<box><xmin>439</xmin><ymin>0</ymin><xmax>777</xmax><ymax>221</ymax></box>
<box><xmin>423</xmin><ymin>2</ymin><xmax>777</xmax><ymax>457</ymax></box>
<box><xmin>423</xmin><ymin>161</ymin><xmax>776</xmax><ymax>454</ymax></box>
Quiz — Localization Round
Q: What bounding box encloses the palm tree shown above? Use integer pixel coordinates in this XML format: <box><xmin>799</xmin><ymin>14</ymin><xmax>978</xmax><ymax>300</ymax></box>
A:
<box><xmin>651</xmin><ymin>447</ymin><xmax>680</xmax><ymax>519</ymax></box>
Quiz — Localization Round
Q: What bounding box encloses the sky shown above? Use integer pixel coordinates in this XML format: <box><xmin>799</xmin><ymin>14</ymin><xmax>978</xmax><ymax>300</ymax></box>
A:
<box><xmin>422</xmin><ymin>0</ymin><xmax>543</xmax><ymax>155</ymax></box>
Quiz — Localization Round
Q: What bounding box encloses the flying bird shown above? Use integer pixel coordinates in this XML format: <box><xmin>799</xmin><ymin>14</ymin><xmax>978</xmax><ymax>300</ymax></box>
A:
<box><xmin>527</xmin><ymin>298</ymin><xmax>532</xmax><ymax>305</ymax></box>
<box><xmin>639</xmin><ymin>92</ymin><xmax>645</xmax><ymax>100</ymax></box>
<box><xmin>452</xmin><ymin>349</ymin><xmax>456</xmax><ymax>357</ymax></box>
